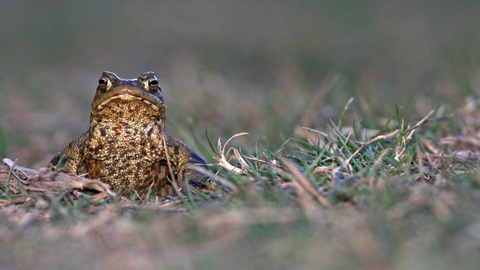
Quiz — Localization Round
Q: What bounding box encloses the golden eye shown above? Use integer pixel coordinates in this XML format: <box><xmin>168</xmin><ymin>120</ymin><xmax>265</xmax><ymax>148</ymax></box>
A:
<box><xmin>148</xmin><ymin>77</ymin><xmax>159</xmax><ymax>91</ymax></box>
<box><xmin>98</xmin><ymin>76</ymin><xmax>108</xmax><ymax>90</ymax></box>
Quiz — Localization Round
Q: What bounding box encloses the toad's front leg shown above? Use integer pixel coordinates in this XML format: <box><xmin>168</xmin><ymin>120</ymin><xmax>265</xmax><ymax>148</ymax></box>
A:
<box><xmin>163</xmin><ymin>132</ymin><xmax>209</xmax><ymax>190</ymax></box>
<box><xmin>48</xmin><ymin>132</ymin><xmax>90</xmax><ymax>174</ymax></box>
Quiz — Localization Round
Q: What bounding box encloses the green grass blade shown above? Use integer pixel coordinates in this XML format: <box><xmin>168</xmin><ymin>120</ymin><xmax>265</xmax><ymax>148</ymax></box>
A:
<box><xmin>205</xmin><ymin>128</ymin><xmax>219</xmax><ymax>157</ymax></box>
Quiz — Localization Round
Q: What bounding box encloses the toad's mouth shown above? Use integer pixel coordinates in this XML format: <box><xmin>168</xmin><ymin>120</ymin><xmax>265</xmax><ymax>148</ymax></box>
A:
<box><xmin>96</xmin><ymin>93</ymin><xmax>161</xmax><ymax>111</ymax></box>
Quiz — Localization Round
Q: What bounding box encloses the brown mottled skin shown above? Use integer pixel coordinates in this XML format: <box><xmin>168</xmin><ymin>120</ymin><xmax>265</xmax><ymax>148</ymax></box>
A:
<box><xmin>49</xmin><ymin>71</ymin><xmax>208</xmax><ymax>196</ymax></box>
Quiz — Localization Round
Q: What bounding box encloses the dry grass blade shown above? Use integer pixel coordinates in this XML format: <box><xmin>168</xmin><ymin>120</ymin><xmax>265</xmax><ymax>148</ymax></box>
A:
<box><xmin>161</xmin><ymin>132</ymin><xmax>179</xmax><ymax>188</ymax></box>
<box><xmin>312</xmin><ymin>164</ymin><xmax>336</xmax><ymax>176</ymax></box>
<box><xmin>0</xmin><ymin>196</ymin><xmax>29</xmax><ymax>207</ymax></box>
<box><xmin>396</xmin><ymin>110</ymin><xmax>434</xmax><ymax>160</ymax></box>
<box><xmin>338</xmin><ymin>97</ymin><xmax>355</xmax><ymax>131</ymax></box>
<box><xmin>301</xmin><ymin>127</ymin><xmax>329</xmax><ymax>138</ymax></box>
<box><xmin>420</xmin><ymin>138</ymin><xmax>439</xmax><ymax>155</ymax></box>
<box><xmin>232</xmin><ymin>148</ymin><xmax>254</xmax><ymax>176</ymax></box>
<box><xmin>1</xmin><ymin>159</ymin><xmax>115</xmax><ymax>201</ymax></box>
<box><xmin>214</xmin><ymin>132</ymin><xmax>249</xmax><ymax>175</ymax></box>
<box><xmin>407</xmin><ymin>110</ymin><xmax>434</xmax><ymax>139</ymax></box>
<box><xmin>281</xmin><ymin>158</ymin><xmax>329</xmax><ymax>206</ymax></box>
<box><xmin>188</xmin><ymin>164</ymin><xmax>239</xmax><ymax>193</ymax></box>
<box><xmin>343</xmin><ymin>130</ymin><xmax>399</xmax><ymax>167</ymax></box>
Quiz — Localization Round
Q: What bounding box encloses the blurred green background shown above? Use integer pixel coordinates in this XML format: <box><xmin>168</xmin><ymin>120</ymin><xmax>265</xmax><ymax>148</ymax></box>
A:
<box><xmin>1</xmin><ymin>0</ymin><xmax>480</xmax><ymax>166</ymax></box>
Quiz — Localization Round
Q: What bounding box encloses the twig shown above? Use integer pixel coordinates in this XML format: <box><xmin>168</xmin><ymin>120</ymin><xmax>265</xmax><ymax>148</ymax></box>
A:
<box><xmin>161</xmin><ymin>132</ymin><xmax>178</xmax><ymax>188</ymax></box>
<box><xmin>5</xmin><ymin>158</ymin><xmax>18</xmax><ymax>195</ymax></box>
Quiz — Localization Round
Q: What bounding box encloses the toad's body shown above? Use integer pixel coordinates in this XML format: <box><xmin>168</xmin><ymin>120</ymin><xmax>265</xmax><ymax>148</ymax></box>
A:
<box><xmin>49</xmin><ymin>71</ymin><xmax>208</xmax><ymax>196</ymax></box>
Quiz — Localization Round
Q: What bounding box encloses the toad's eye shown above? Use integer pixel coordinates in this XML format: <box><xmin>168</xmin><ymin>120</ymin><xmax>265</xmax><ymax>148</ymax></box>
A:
<box><xmin>148</xmin><ymin>78</ymin><xmax>159</xmax><ymax>91</ymax></box>
<box><xmin>98</xmin><ymin>77</ymin><xmax>108</xmax><ymax>91</ymax></box>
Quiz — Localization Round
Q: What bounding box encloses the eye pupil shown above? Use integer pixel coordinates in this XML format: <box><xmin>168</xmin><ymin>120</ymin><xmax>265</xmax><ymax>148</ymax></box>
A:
<box><xmin>98</xmin><ymin>78</ymin><xmax>108</xmax><ymax>91</ymax></box>
<box><xmin>148</xmin><ymin>79</ymin><xmax>158</xmax><ymax>90</ymax></box>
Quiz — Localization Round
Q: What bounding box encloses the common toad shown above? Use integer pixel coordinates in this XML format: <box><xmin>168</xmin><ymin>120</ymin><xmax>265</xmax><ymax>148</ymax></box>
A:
<box><xmin>49</xmin><ymin>71</ymin><xmax>209</xmax><ymax>196</ymax></box>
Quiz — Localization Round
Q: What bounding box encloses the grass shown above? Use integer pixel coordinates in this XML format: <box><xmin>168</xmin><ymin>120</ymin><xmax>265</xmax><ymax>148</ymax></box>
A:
<box><xmin>1</xmin><ymin>98</ymin><xmax>480</xmax><ymax>269</ymax></box>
